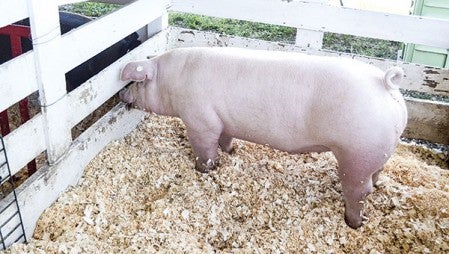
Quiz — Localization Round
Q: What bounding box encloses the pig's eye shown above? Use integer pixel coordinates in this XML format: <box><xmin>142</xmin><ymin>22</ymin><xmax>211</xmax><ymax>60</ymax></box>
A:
<box><xmin>136</xmin><ymin>65</ymin><xmax>143</xmax><ymax>72</ymax></box>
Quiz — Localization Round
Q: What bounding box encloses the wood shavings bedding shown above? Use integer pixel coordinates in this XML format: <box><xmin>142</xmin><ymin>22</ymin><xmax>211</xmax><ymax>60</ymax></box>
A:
<box><xmin>5</xmin><ymin>114</ymin><xmax>449</xmax><ymax>253</ymax></box>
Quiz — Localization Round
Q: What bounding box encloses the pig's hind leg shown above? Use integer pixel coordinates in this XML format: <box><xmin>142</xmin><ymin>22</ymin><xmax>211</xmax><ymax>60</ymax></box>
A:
<box><xmin>219</xmin><ymin>134</ymin><xmax>234</xmax><ymax>154</ymax></box>
<box><xmin>333</xmin><ymin>149</ymin><xmax>385</xmax><ymax>229</ymax></box>
<box><xmin>371</xmin><ymin>168</ymin><xmax>383</xmax><ymax>187</ymax></box>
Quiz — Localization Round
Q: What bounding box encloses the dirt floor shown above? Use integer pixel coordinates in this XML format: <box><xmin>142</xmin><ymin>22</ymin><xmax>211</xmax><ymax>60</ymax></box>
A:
<box><xmin>5</xmin><ymin>113</ymin><xmax>449</xmax><ymax>253</ymax></box>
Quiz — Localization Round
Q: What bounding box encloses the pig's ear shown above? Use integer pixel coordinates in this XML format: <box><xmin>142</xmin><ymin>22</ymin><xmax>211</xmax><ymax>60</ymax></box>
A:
<box><xmin>120</xmin><ymin>61</ymin><xmax>156</xmax><ymax>82</ymax></box>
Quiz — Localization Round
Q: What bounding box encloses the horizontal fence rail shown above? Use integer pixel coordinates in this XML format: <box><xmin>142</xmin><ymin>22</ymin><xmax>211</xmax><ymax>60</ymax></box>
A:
<box><xmin>57</xmin><ymin>0</ymin><xmax>169</xmax><ymax>76</ymax></box>
<box><xmin>0</xmin><ymin>0</ymin><xmax>114</xmax><ymax>28</ymax></box>
<box><xmin>0</xmin><ymin>0</ymin><xmax>28</xmax><ymax>28</ymax></box>
<box><xmin>171</xmin><ymin>0</ymin><xmax>449</xmax><ymax>49</ymax></box>
<box><xmin>0</xmin><ymin>52</ymin><xmax>37</xmax><ymax>113</ymax></box>
<box><xmin>0</xmin><ymin>0</ymin><xmax>169</xmax><ymax>113</ymax></box>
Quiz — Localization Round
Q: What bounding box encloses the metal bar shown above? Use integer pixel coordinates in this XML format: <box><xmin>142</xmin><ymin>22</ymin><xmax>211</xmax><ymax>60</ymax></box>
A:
<box><xmin>18</xmin><ymin>99</ymin><xmax>30</xmax><ymax>125</ymax></box>
<box><xmin>26</xmin><ymin>160</ymin><xmax>37</xmax><ymax>175</ymax></box>
<box><xmin>0</xmin><ymin>229</ymin><xmax>5</xmax><ymax>250</ymax></box>
<box><xmin>1</xmin><ymin>223</ymin><xmax>21</xmax><ymax>240</ymax></box>
<box><xmin>0</xmin><ymin>111</ymin><xmax>10</xmax><ymax>136</ymax></box>
<box><xmin>0</xmin><ymin>200</ymin><xmax>15</xmax><ymax>215</ymax></box>
<box><xmin>13</xmin><ymin>234</ymin><xmax>25</xmax><ymax>244</ymax></box>
<box><xmin>12</xmin><ymin>191</ymin><xmax>26</xmax><ymax>243</ymax></box>
<box><xmin>10</xmin><ymin>34</ymin><xmax>23</xmax><ymax>58</ymax></box>
<box><xmin>0</xmin><ymin>25</ymin><xmax>31</xmax><ymax>38</ymax></box>
<box><xmin>0</xmin><ymin>211</ymin><xmax>19</xmax><ymax>229</ymax></box>
<box><xmin>0</xmin><ymin>137</ymin><xmax>27</xmax><ymax>244</ymax></box>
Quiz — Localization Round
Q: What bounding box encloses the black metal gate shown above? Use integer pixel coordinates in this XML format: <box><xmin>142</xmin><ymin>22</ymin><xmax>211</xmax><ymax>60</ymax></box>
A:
<box><xmin>0</xmin><ymin>136</ymin><xmax>26</xmax><ymax>250</ymax></box>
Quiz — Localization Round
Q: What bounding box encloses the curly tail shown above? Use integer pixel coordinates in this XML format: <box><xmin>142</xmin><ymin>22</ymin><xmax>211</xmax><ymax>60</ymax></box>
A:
<box><xmin>384</xmin><ymin>67</ymin><xmax>404</xmax><ymax>90</ymax></box>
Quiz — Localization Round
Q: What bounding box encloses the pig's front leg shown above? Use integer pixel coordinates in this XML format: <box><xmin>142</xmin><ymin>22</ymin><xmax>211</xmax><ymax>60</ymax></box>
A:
<box><xmin>188</xmin><ymin>129</ymin><xmax>219</xmax><ymax>173</ymax></box>
<box><xmin>183</xmin><ymin>111</ymin><xmax>224</xmax><ymax>173</ymax></box>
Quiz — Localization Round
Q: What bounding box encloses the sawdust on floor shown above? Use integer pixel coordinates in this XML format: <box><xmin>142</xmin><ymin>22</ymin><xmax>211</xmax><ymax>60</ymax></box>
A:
<box><xmin>5</xmin><ymin>113</ymin><xmax>449</xmax><ymax>253</ymax></box>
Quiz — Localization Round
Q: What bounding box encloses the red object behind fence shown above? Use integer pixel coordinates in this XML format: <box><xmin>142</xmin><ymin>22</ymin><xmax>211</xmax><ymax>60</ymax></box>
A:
<box><xmin>0</xmin><ymin>24</ymin><xmax>37</xmax><ymax>175</ymax></box>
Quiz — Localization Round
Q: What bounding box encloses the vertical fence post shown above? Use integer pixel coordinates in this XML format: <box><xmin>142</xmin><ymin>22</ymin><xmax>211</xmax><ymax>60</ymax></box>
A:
<box><xmin>26</xmin><ymin>0</ymin><xmax>72</xmax><ymax>164</ymax></box>
<box><xmin>147</xmin><ymin>10</ymin><xmax>169</xmax><ymax>38</ymax></box>
<box><xmin>295</xmin><ymin>0</ymin><xmax>325</xmax><ymax>49</ymax></box>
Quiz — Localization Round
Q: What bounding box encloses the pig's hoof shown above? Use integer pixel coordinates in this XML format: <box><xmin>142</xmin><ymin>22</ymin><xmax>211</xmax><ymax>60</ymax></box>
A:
<box><xmin>344</xmin><ymin>215</ymin><xmax>363</xmax><ymax>229</ymax></box>
<box><xmin>226</xmin><ymin>147</ymin><xmax>235</xmax><ymax>155</ymax></box>
<box><xmin>195</xmin><ymin>159</ymin><xmax>218</xmax><ymax>173</ymax></box>
<box><xmin>219</xmin><ymin>144</ymin><xmax>235</xmax><ymax>154</ymax></box>
<box><xmin>195</xmin><ymin>167</ymin><xmax>210</xmax><ymax>174</ymax></box>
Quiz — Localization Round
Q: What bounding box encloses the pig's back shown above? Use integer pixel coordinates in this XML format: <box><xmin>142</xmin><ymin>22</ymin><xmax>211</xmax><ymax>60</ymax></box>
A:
<box><xmin>166</xmin><ymin>47</ymin><xmax>403</xmax><ymax>152</ymax></box>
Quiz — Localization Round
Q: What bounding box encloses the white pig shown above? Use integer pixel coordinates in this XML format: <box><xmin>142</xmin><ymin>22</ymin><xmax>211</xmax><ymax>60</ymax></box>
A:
<box><xmin>119</xmin><ymin>47</ymin><xmax>407</xmax><ymax>229</ymax></box>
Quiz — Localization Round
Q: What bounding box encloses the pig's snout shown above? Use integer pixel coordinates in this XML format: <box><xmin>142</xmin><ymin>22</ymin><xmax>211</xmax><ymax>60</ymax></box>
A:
<box><xmin>119</xmin><ymin>87</ymin><xmax>134</xmax><ymax>105</ymax></box>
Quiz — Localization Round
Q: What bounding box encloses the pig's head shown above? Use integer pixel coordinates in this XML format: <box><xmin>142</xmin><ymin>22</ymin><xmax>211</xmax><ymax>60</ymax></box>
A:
<box><xmin>120</xmin><ymin>60</ymin><xmax>156</xmax><ymax>82</ymax></box>
<box><xmin>119</xmin><ymin>60</ymin><xmax>157</xmax><ymax>111</ymax></box>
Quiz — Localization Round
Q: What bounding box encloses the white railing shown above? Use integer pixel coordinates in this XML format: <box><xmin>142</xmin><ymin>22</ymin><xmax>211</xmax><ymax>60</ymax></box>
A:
<box><xmin>0</xmin><ymin>0</ymin><xmax>448</xmax><ymax>247</ymax></box>
<box><xmin>171</xmin><ymin>0</ymin><xmax>449</xmax><ymax>48</ymax></box>
<box><xmin>0</xmin><ymin>0</ymin><xmax>169</xmax><ymax>243</ymax></box>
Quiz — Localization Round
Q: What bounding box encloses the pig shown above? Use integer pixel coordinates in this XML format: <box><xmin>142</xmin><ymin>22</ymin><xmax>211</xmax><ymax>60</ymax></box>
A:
<box><xmin>119</xmin><ymin>47</ymin><xmax>408</xmax><ymax>229</ymax></box>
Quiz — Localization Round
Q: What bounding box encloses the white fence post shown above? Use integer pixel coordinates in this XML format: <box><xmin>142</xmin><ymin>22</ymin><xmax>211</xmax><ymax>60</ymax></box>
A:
<box><xmin>295</xmin><ymin>0</ymin><xmax>325</xmax><ymax>48</ymax></box>
<box><xmin>27</xmin><ymin>0</ymin><xmax>72</xmax><ymax>164</ymax></box>
<box><xmin>147</xmin><ymin>10</ymin><xmax>169</xmax><ymax>38</ymax></box>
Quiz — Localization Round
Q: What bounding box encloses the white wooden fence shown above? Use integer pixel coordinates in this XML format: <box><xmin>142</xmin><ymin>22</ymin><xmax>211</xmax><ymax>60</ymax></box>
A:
<box><xmin>0</xmin><ymin>0</ymin><xmax>448</xmax><ymax>248</ymax></box>
<box><xmin>0</xmin><ymin>0</ymin><xmax>169</xmax><ymax>246</ymax></box>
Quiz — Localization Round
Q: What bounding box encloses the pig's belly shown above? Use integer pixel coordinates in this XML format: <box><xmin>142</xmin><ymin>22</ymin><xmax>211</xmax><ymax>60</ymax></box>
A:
<box><xmin>260</xmin><ymin>142</ymin><xmax>331</xmax><ymax>155</ymax></box>
<box><xmin>290</xmin><ymin>145</ymin><xmax>331</xmax><ymax>154</ymax></box>
<box><xmin>227</xmin><ymin>127</ymin><xmax>331</xmax><ymax>154</ymax></box>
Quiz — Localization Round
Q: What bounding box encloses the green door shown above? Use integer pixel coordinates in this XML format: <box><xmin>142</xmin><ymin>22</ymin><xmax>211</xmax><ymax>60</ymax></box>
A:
<box><xmin>403</xmin><ymin>0</ymin><xmax>449</xmax><ymax>68</ymax></box>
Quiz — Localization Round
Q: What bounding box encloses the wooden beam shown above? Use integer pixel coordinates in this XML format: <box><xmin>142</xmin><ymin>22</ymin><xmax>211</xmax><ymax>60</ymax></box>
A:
<box><xmin>26</xmin><ymin>0</ymin><xmax>72</xmax><ymax>163</ymax></box>
<box><xmin>58</xmin><ymin>0</ymin><xmax>87</xmax><ymax>5</ymax></box>
<box><xmin>57</xmin><ymin>0</ymin><xmax>169</xmax><ymax>74</ymax></box>
<box><xmin>294</xmin><ymin>0</ymin><xmax>326</xmax><ymax>49</ymax></box>
<box><xmin>0</xmin><ymin>52</ymin><xmax>38</xmax><ymax>112</ymax></box>
<box><xmin>171</xmin><ymin>0</ymin><xmax>449</xmax><ymax>49</ymax></box>
<box><xmin>3</xmin><ymin>114</ymin><xmax>45</xmax><ymax>176</ymax></box>
<box><xmin>0</xmin><ymin>0</ymin><xmax>28</xmax><ymax>28</ymax></box>
<box><xmin>404</xmin><ymin>97</ymin><xmax>449</xmax><ymax>145</ymax></box>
